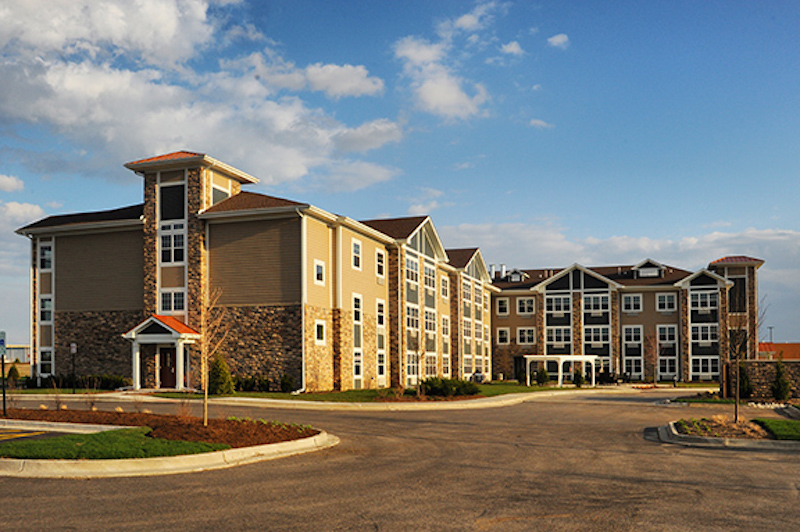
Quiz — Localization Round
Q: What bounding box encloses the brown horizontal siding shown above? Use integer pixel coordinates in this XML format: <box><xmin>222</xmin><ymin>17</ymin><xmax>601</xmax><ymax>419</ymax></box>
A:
<box><xmin>55</xmin><ymin>230</ymin><xmax>144</xmax><ymax>311</ymax></box>
<box><xmin>209</xmin><ymin>218</ymin><xmax>301</xmax><ymax>306</ymax></box>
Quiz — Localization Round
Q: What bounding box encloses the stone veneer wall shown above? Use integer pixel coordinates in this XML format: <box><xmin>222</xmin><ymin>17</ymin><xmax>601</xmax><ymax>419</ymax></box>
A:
<box><xmin>53</xmin><ymin>310</ymin><xmax>146</xmax><ymax>377</ymax></box>
<box><xmin>215</xmin><ymin>305</ymin><xmax>303</xmax><ymax>391</ymax></box>
<box><xmin>740</xmin><ymin>360</ymin><xmax>800</xmax><ymax>400</ymax></box>
<box><xmin>449</xmin><ymin>271</ymin><xmax>462</xmax><ymax>379</ymax></box>
<box><xmin>679</xmin><ymin>290</ymin><xmax>690</xmax><ymax>381</ymax></box>
<box><xmin>186</xmin><ymin>167</ymin><xmax>204</xmax><ymax>331</ymax></box>
<box><xmin>303</xmin><ymin>305</ymin><xmax>334</xmax><ymax>392</ymax></box>
<box><xmin>142</xmin><ymin>173</ymin><xmax>158</xmax><ymax>316</ymax></box>
<box><xmin>30</xmin><ymin>240</ymin><xmax>39</xmax><ymax>373</ymax></box>
<box><xmin>718</xmin><ymin>288</ymin><xmax>730</xmax><ymax>363</ymax></box>
<box><xmin>387</xmin><ymin>248</ymin><xmax>402</xmax><ymax>387</ymax></box>
<box><xmin>610</xmin><ymin>294</ymin><xmax>620</xmax><ymax>374</ymax></box>
<box><xmin>571</xmin><ymin>294</ymin><xmax>582</xmax><ymax>365</ymax></box>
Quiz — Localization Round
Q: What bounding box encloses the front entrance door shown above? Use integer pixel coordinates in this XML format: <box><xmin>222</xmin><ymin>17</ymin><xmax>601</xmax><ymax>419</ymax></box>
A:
<box><xmin>159</xmin><ymin>348</ymin><xmax>176</xmax><ymax>388</ymax></box>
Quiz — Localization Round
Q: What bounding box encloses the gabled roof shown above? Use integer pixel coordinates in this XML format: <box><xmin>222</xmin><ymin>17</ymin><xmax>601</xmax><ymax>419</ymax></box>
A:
<box><xmin>124</xmin><ymin>151</ymin><xmax>259</xmax><ymax>184</ymax></box>
<box><xmin>632</xmin><ymin>258</ymin><xmax>665</xmax><ymax>271</ymax></box>
<box><xmin>446</xmin><ymin>248</ymin><xmax>479</xmax><ymax>269</ymax></box>
<box><xmin>201</xmin><ymin>191</ymin><xmax>306</xmax><ymax>214</ymax></box>
<box><xmin>492</xmin><ymin>262</ymin><xmax>694</xmax><ymax>290</ymax></box>
<box><xmin>16</xmin><ymin>204</ymin><xmax>144</xmax><ymax>235</ymax></box>
<box><xmin>123</xmin><ymin>315</ymin><xmax>201</xmax><ymax>340</ymax></box>
<box><xmin>360</xmin><ymin>216</ymin><xmax>428</xmax><ymax>239</ymax></box>
<box><xmin>534</xmin><ymin>263</ymin><xmax>623</xmax><ymax>293</ymax></box>
<box><xmin>674</xmin><ymin>268</ymin><xmax>732</xmax><ymax>289</ymax></box>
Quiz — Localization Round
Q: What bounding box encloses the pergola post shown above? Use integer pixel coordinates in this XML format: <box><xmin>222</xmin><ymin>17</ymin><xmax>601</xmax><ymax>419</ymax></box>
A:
<box><xmin>176</xmin><ymin>340</ymin><xmax>185</xmax><ymax>391</ymax></box>
<box><xmin>526</xmin><ymin>357</ymin><xmax>532</xmax><ymax>387</ymax></box>
<box><xmin>132</xmin><ymin>342</ymin><xmax>141</xmax><ymax>390</ymax></box>
<box><xmin>557</xmin><ymin>357</ymin><xmax>564</xmax><ymax>387</ymax></box>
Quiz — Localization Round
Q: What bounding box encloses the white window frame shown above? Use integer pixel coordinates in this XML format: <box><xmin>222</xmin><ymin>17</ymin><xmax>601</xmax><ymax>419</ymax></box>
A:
<box><xmin>546</xmin><ymin>327</ymin><xmax>571</xmax><ymax>345</ymax></box>
<box><xmin>517</xmin><ymin>297</ymin><xmax>535</xmax><ymax>315</ymax></box>
<box><xmin>622</xmin><ymin>294</ymin><xmax>642</xmax><ymax>313</ymax></box>
<box><xmin>441</xmin><ymin>276</ymin><xmax>449</xmax><ymax>298</ymax></box>
<box><xmin>39</xmin><ymin>295</ymin><xmax>53</xmax><ymax>323</ymax></box>
<box><xmin>658</xmin><ymin>324</ymin><xmax>677</xmax><ymax>345</ymax></box>
<box><xmin>314</xmin><ymin>259</ymin><xmax>325</xmax><ymax>286</ymax></box>
<box><xmin>546</xmin><ymin>295</ymin><xmax>571</xmax><ymax>314</ymax></box>
<box><xmin>376</xmin><ymin>299</ymin><xmax>386</xmax><ymax>328</ymax></box>
<box><xmin>406</xmin><ymin>304</ymin><xmax>419</xmax><ymax>330</ymax></box>
<box><xmin>314</xmin><ymin>320</ymin><xmax>326</xmax><ymax>346</ymax></box>
<box><xmin>690</xmin><ymin>291</ymin><xmax>718</xmax><ymax>311</ymax></box>
<box><xmin>351</xmin><ymin>238</ymin><xmax>362</xmax><ymax>271</ymax></box>
<box><xmin>656</xmin><ymin>292</ymin><xmax>676</xmax><ymax>312</ymax></box>
<box><xmin>585</xmin><ymin>326</ymin><xmax>610</xmax><ymax>344</ymax></box>
<box><xmin>353</xmin><ymin>294</ymin><xmax>363</xmax><ymax>380</ymax></box>
<box><xmin>692</xmin><ymin>324</ymin><xmax>718</xmax><ymax>344</ymax></box>
<box><xmin>517</xmin><ymin>327</ymin><xmax>536</xmax><ymax>345</ymax></box>
<box><xmin>406</xmin><ymin>255</ymin><xmax>419</xmax><ymax>284</ymax></box>
<box><xmin>424</xmin><ymin>310</ymin><xmax>437</xmax><ymax>333</ymax></box>
<box><xmin>39</xmin><ymin>242</ymin><xmax>53</xmax><ymax>271</ymax></box>
<box><xmin>583</xmin><ymin>294</ymin><xmax>609</xmax><ymax>313</ymax></box>
<box><xmin>623</xmin><ymin>325</ymin><xmax>642</xmax><ymax>344</ymax></box>
<box><xmin>496</xmin><ymin>327</ymin><xmax>510</xmax><ymax>345</ymax></box>
<box><xmin>160</xmin><ymin>289</ymin><xmax>186</xmax><ymax>314</ymax></box>
<box><xmin>463</xmin><ymin>318</ymin><xmax>472</xmax><ymax>338</ymax></box>
<box><xmin>424</xmin><ymin>263</ymin><xmax>436</xmax><ymax>291</ymax></box>
<box><xmin>441</xmin><ymin>315</ymin><xmax>450</xmax><ymax>337</ymax></box>
<box><xmin>462</xmin><ymin>280</ymin><xmax>472</xmax><ymax>302</ymax></box>
<box><xmin>376</xmin><ymin>249</ymin><xmax>385</xmax><ymax>279</ymax></box>
<box><xmin>159</xmin><ymin>222</ymin><xmax>186</xmax><ymax>265</ymax></box>
<box><xmin>496</xmin><ymin>297</ymin><xmax>509</xmax><ymax>316</ymax></box>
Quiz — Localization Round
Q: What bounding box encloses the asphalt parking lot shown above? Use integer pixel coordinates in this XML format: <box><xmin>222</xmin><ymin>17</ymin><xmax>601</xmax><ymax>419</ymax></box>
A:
<box><xmin>1</xmin><ymin>389</ymin><xmax>798</xmax><ymax>531</ymax></box>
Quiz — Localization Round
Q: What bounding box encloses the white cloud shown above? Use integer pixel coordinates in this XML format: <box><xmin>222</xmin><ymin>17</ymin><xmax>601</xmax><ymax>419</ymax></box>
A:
<box><xmin>0</xmin><ymin>201</ymin><xmax>45</xmax><ymax>225</ymax></box>
<box><xmin>333</xmin><ymin>119</ymin><xmax>403</xmax><ymax>153</ymax></box>
<box><xmin>529</xmin><ymin>118</ymin><xmax>555</xmax><ymax>129</ymax></box>
<box><xmin>408</xmin><ymin>187</ymin><xmax>449</xmax><ymax>215</ymax></box>
<box><xmin>394</xmin><ymin>36</ymin><xmax>448</xmax><ymax>67</ymax></box>
<box><xmin>305</xmin><ymin>63</ymin><xmax>384</xmax><ymax>99</ymax></box>
<box><xmin>547</xmin><ymin>33</ymin><xmax>570</xmax><ymax>50</ymax></box>
<box><xmin>317</xmin><ymin>160</ymin><xmax>400</xmax><ymax>192</ymax></box>
<box><xmin>0</xmin><ymin>174</ymin><xmax>24</xmax><ymax>192</ymax></box>
<box><xmin>532</xmin><ymin>84</ymin><xmax>542</xmax><ymax>91</ymax></box>
<box><xmin>415</xmin><ymin>70</ymin><xmax>489</xmax><ymax>119</ymax></box>
<box><xmin>501</xmin><ymin>41</ymin><xmax>524</xmax><ymax>56</ymax></box>
<box><xmin>437</xmin><ymin>2</ymin><xmax>500</xmax><ymax>38</ymax></box>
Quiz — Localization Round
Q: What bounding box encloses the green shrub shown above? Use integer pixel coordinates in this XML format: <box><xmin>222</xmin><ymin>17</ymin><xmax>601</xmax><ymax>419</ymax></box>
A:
<box><xmin>573</xmin><ymin>368</ymin><xmax>585</xmax><ymax>388</ymax></box>
<box><xmin>535</xmin><ymin>367</ymin><xmax>549</xmax><ymax>386</ymax></box>
<box><xmin>772</xmin><ymin>360</ymin><xmax>791</xmax><ymax>401</ymax></box>
<box><xmin>737</xmin><ymin>362</ymin><xmax>753</xmax><ymax>399</ymax></box>
<box><xmin>420</xmin><ymin>377</ymin><xmax>479</xmax><ymax>397</ymax></box>
<box><xmin>208</xmin><ymin>354</ymin><xmax>234</xmax><ymax>395</ymax></box>
<box><xmin>33</xmin><ymin>374</ymin><xmax>131</xmax><ymax>390</ymax></box>
<box><xmin>234</xmin><ymin>374</ymin><xmax>271</xmax><ymax>392</ymax></box>
<box><xmin>280</xmin><ymin>373</ymin><xmax>295</xmax><ymax>393</ymax></box>
<box><xmin>6</xmin><ymin>365</ymin><xmax>20</xmax><ymax>387</ymax></box>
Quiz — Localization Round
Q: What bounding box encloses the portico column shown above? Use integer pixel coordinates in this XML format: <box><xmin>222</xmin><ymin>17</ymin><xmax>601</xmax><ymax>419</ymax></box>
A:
<box><xmin>132</xmin><ymin>341</ymin><xmax>141</xmax><ymax>390</ymax></box>
<box><xmin>176</xmin><ymin>341</ymin><xmax>185</xmax><ymax>391</ymax></box>
<box><xmin>591</xmin><ymin>360</ymin><xmax>596</xmax><ymax>387</ymax></box>
<box><xmin>526</xmin><ymin>358</ymin><xmax>531</xmax><ymax>387</ymax></box>
<box><xmin>557</xmin><ymin>358</ymin><xmax>564</xmax><ymax>387</ymax></box>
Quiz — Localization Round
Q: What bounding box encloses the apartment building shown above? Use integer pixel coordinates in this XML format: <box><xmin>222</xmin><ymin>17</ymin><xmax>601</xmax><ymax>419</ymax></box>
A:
<box><xmin>491</xmin><ymin>257</ymin><xmax>763</xmax><ymax>382</ymax></box>
<box><xmin>17</xmin><ymin>151</ymin><xmax>491</xmax><ymax>392</ymax></box>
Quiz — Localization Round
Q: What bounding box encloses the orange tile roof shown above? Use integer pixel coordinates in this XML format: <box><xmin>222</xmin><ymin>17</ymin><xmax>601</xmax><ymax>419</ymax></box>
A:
<box><xmin>710</xmin><ymin>256</ymin><xmax>764</xmax><ymax>265</ymax></box>
<box><xmin>126</xmin><ymin>151</ymin><xmax>205</xmax><ymax>166</ymax></box>
<box><xmin>153</xmin><ymin>315</ymin><xmax>200</xmax><ymax>335</ymax></box>
<box><xmin>758</xmin><ymin>342</ymin><xmax>800</xmax><ymax>359</ymax></box>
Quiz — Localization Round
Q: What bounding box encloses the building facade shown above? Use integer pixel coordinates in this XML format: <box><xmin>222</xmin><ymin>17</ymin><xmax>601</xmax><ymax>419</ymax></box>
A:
<box><xmin>17</xmin><ymin>151</ymin><xmax>491</xmax><ymax>392</ymax></box>
<box><xmin>491</xmin><ymin>257</ymin><xmax>763</xmax><ymax>383</ymax></box>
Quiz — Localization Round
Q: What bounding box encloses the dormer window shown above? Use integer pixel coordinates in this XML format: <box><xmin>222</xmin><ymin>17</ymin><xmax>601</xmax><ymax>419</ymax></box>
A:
<box><xmin>638</xmin><ymin>268</ymin><xmax>660</xmax><ymax>278</ymax></box>
<box><xmin>510</xmin><ymin>273</ymin><xmax>522</xmax><ymax>282</ymax></box>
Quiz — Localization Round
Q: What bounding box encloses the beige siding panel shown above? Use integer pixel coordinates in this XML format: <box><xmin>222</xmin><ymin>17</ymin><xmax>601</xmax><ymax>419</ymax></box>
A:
<box><xmin>620</xmin><ymin>291</ymin><xmax>680</xmax><ymax>335</ymax></box>
<box><xmin>160</xmin><ymin>170</ymin><xmax>184</xmax><ymax>183</ymax></box>
<box><xmin>55</xmin><ymin>230</ymin><xmax>144</xmax><ymax>311</ymax></box>
<box><xmin>40</xmin><ymin>272</ymin><xmax>52</xmax><ymax>295</ymax></box>
<box><xmin>209</xmin><ymin>218</ymin><xmax>301</xmax><ymax>306</ymax></box>
<box><xmin>40</xmin><ymin>325</ymin><xmax>52</xmax><ymax>348</ymax></box>
<box><xmin>212</xmin><ymin>171</ymin><xmax>233</xmax><ymax>189</ymax></box>
<box><xmin>160</xmin><ymin>266</ymin><xmax>185</xmax><ymax>288</ymax></box>
<box><xmin>340</xmin><ymin>227</ymin><xmax>388</xmax><ymax>307</ymax></box>
<box><xmin>306</xmin><ymin>217</ymin><xmax>332</xmax><ymax>308</ymax></box>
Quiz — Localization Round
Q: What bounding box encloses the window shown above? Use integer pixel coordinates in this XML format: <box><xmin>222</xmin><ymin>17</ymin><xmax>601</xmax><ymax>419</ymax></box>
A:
<box><xmin>406</xmin><ymin>305</ymin><xmax>419</xmax><ymax>329</ymax></box>
<box><xmin>497</xmin><ymin>328</ymin><xmax>510</xmax><ymax>344</ymax></box>
<box><xmin>692</xmin><ymin>324</ymin><xmax>718</xmax><ymax>343</ymax></box>
<box><xmin>517</xmin><ymin>328</ymin><xmax>536</xmax><ymax>345</ymax></box>
<box><xmin>377</xmin><ymin>300</ymin><xmax>385</xmax><ymax>327</ymax></box>
<box><xmin>314</xmin><ymin>260</ymin><xmax>325</xmax><ymax>286</ymax></box>
<box><xmin>160</xmin><ymin>290</ymin><xmax>186</xmax><ymax>313</ymax></box>
<box><xmin>39</xmin><ymin>244</ymin><xmax>52</xmax><ymax>270</ymax></box>
<box><xmin>690</xmin><ymin>291</ymin><xmax>718</xmax><ymax>310</ymax></box>
<box><xmin>496</xmin><ymin>298</ymin><xmax>509</xmax><ymax>316</ymax></box>
<box><xmin>585</xmin><ymin>326</ymin><xmax>610</xmax><ymax>344</ymax></box>
<box><xmin>659</xmin><ymin>358</ymin><xmax>677</xmax><ymax>375</ymax></box>
<box><xmin>622</xmin><ymin>294</ymin><xmax>642</xmax><ymax>313</ymax></box>
<box><xmin>353</xmin><ymin>295</ymin><xmax>362</xmax><ymax>378</ymax></box>
<box><xmin>405</xmin><ymin>256</ymin><xmax>419</xmax><ymax>283</ymax></box>
<box><xmin>39</xmin><ymin>297</ymin><xmax>52</xmax><ymax>322</ymax></box>
<box><xmin>657</xmin><ymin>293</ymin><xmax>676</xmax><ymax>312</ymax></box>
<box><xmin>211</xmin><ymin>184</ymin><xmax>230</xmax><ymax>205</ymax></box>
<box><xmin>424</xmin><ymin>264</ymin><xmax>436</xmax><ymax>290</ymax></box>
<box><xmin>462</xmin><ymin>280</ymin><xmax>472</xmax><ymax>302</ymax></box>
<box><xmin>160</xmin><ymin>223</ymin><xmax>185</xmax><ymax>263</ymax></box>
<box><xmin>442</xmin><ymin>316</ymin><xmax>450</xmax><ymax>336</ymax></box>
<box><xmin>624</xmin><ymin>326</ymin><xmax>642</xmax><ymax>343</ymax></box>
<box><xmin>658</xmin><ymin>325</ymin><xmax>676</xmax><ymax>343</ymax></box>
<box><xmin>583</xmin><ymin>294</ymin><xmax>609</xmax><ymax>312</ymax></box>
<box><xmin>376</xmin><ymin>250</ymin><xmax>385</xmax><ymax>278</ymax></box>
<box><xmin>463</xmin><ymin>319</ymin><xmax>472</xmax><ymax>338</ymax></box>
<box><xmin>315</xmin><ymin>320</ymin><xmax>326</xmax><ymax>345</ymax></box>
<box><xmin>546</xmin><ymin>327</ymin><xmax>571</xmax><ymax>344</ymax></box>
<box><xmin>692</xmin><ymin>357</ymin><xmax>720</xmax><ymax>377</ymax></box>
<box><xmin>441</xmin><ymin>276</ymin><xmax>449</xmax><ymax>298</ymax></box>
<box><xmin>442</xmin><ymin>352</ymin><xmax>450</xmax><ymax>376</ymax></box>
<box><xmin>475</xmin><ymin>324</ymin><xmax>482</xmax><ymax>340</ymax></box>
<box><xmin>425</xmin><ymin>354</ymin><xmax>437</xmax><ymax>377</ymax></box>
<box><xmin>353</xmin><ymin>295</ymin><xmax>362</xmax><ymax>323</ymax></box>
<box><xmin>729</xmin><ymin>277</ymin><xmax>746</xmax><ymax>313</ymax></box>
<box><xmin>546</xmin><ymin>296</ymin><xmax>570</xmax><ymax>313</ymax></box>
<box><xmin>352</xmin><ymin>239</ymin><xmax>362</xmax><ymax>270</ymax></box>
<box><xmin>354</xmin><ymin>350</ymin><xmax>362</xmax><ymax>378</ymax></box>
<box><xmin>377</xmin><ymin>349</ymin><xmax>386</xmax><ymax>377</ymax></box>
<box><xmin>517</xmin><ymin>298</ymin><xmax>535</xmax><ymax>315</ymax></box>
<box><xmin>159</xmin><ymin>183</ymin><xmax>185</xmax><ymax>220</ymax></box>
<box><xmin>407</xmin><ymin>352</ymin><xmax>420</xmax><ymax>378</ymax></box>
<box><xmin>424</xmin><ymin>310</ymin><xmax>436</xmax><ymax>332</ymax></box>
<box><xmin>474</xmin><ymin>288</ymin><xmax>483</xmax><ymax>307</ymax></box>
<box><xmin>40</xmin><ymin>349</ymin><xmax>53</xmax><ymax>375</ymax></box>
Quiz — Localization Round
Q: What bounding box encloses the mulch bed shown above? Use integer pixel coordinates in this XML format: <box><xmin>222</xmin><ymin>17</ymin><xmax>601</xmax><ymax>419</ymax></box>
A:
<box><xmin>376</xmin><ymin>394</ymin><xmax>485</xmax><ymax>402</ymax></box>
<box><xmin>2</xmin><ymin>409</ymin><xmax>319</xmax><ymax>448</ymax></box>
<box><xmin>675</xmin><ymin>415</ymin><xmax>771</xmax><ymax>440</ymax></box>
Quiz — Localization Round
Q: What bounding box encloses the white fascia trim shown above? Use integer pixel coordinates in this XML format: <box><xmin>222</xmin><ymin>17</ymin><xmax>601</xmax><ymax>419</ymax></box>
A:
<box><xmin>125</xmin><ymin>154</ymin><xmax>259</xmax><ymax>184</ymax></box>
<box><xmin>336</xmin><ymin>215</ymin><xmax>396</xmax><ymax>245</ymax></box>
<box><xmin>674</xmin><ymin>268</ymin><xmax>733</xmax><ymax>289</ymax></box>
<box><xmin>534</xmin><ymin>263</ymin><xmax>623</xmax><ymax>293</ymax></box>
<box><xmin>197</xmin><ymin>205</ymin><xmax>306</xmax><ymax>221</ymax></box>
<box><xmin>16</xmin><ymin>218</ymin><xmax>144</xmax><ymax>237</ymax></box>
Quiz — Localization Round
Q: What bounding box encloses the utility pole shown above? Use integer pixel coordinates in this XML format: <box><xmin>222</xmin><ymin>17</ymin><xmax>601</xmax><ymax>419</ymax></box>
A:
<box><xmin>1</xmin><ymin>331</ymin><xmax>6</xmax><ymax>417</ymax></box>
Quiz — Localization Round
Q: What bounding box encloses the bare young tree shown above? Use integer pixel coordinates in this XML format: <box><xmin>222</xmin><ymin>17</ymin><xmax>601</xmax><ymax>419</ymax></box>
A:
<box><xmin>199</xmin><ymin>288</ymin><xmax>230</xmax><ymax>426</ymax></box>
<box><xmin>729</xmin><ymin>296</ymin><xmax>769</xmax><ymax>422</ymax></box>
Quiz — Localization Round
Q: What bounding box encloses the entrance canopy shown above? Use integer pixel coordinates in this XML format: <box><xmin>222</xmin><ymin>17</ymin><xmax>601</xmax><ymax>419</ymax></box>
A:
<box><xmin>123</xmin><ymin>315</ymin><xmax>201</xmax><ymax>390</ymax></box>
<box><xmin>522</xmin><ymin>354</ymin><xmax>599</xmax><ymax>387</ymax></box>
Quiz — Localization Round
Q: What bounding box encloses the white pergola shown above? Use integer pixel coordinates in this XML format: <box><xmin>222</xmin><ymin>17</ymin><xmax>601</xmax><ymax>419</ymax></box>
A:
<box><xmin>522</xmin><ymin>354</ymin><xmax>599</xmax><ymax>387</ymax></box>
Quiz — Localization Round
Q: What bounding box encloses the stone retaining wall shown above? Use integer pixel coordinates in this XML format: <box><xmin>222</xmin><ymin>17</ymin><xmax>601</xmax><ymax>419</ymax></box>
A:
<box><xmin>736</xmin><ymin>360</ymin><xmax>800</xmax><ymax>400</ymax></box>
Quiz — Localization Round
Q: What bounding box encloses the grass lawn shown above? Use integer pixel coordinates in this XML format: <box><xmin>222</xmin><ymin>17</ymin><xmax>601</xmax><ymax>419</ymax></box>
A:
<box><xmin>673</xmin><ymin>397</ymin><xmax>738</xmax><ymax>404</ymax></box>
<box><xmin>0</xmin><ymin>427</ymin><xmax>229</xmax><ymax>459</ymax></box>
<box><xmin>6</xmin><ymin>389</ymin><xmax>109</xmax><ymax>395</ymax></box>
<box><xmin>754</xmin><ymin>418</ymin><xmax>800</xmax><ymax>440</ymax></box>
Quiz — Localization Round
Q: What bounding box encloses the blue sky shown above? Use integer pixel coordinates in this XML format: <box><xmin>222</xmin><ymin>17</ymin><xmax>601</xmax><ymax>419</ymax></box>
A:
<box><xmin>1</xmin><ymin>0</ymin><xmax>799</xmax><ymax>343</ymax></box>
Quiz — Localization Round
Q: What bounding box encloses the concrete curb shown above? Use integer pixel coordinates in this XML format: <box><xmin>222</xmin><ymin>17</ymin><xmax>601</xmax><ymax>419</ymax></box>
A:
<box><xmin>0</xmin><ymin>430</ymin><xmax>340</xmax><ymax>478</ymax></box>
<box><xmin>783</xmin><ymin>405</ymin><xmax>800</xmax><ymax>420</ymax></box>
<box><xmin>0</xmin><ymin>418</ymin><xmax>127</xmax><ymax>434</ymax></box>
<box><xmin>657</xmin><ymin>421</ymin><xmax>800</xmax><ymax>452</ymax></box>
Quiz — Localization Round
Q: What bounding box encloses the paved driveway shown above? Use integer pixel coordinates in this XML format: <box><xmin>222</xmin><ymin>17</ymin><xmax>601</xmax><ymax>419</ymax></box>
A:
<box><xmin>1</xmin><ymin>390</ymin><xmax>798</xmax><ymax>531</ymax></box>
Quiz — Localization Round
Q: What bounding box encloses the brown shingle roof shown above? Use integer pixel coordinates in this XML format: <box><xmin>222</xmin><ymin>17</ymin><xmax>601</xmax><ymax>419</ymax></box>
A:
<box><xmin>17</xmin><ymin>204</ymin><xmax>144</xmax><ymax>233</ymax></box>
<box><xmin>126</xmin><ymin>151</ymin><xmax>205</xmax><ymax>166</ymax></box>
<box><xmin>360</xmin><ymin>216</ymin><xmax>427</xmax><ymax>239</ymax></box>
<box><xmin>492</xmin><ymin>263</ymin><xmax>693</xmax><ymax>290</ymax></box>
<box><xmin>202</xmin><ymin>191</ymin><xmax>305</xmax><ymax>214</ymax></box>
<box><xmin>446</xmin><ymin>248</ymin><xmax>478</xmax><ymax>269</ymax></box>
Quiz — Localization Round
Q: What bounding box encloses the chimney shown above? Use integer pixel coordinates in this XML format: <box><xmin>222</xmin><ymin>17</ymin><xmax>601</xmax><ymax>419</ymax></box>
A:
<box><xmin>490</xmin><ymin>264</ymin><xmax>496</xmax><ymax>278</ymax></box>
<box><xmin>500</xmin><ymin>264</ymin><xmax>507</xmax><ymax>278</ymax></box>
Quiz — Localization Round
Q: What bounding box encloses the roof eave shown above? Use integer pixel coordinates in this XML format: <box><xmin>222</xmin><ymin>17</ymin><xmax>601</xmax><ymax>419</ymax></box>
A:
<box><xmin>16</xmin><ymin>218</ymin><xmax>144</xmax><ymax>237</ymax></box>
<box><xmin>125</xmin><ymin>154</ymin><xmax>259</xmax><ymax>184</ymax></box>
